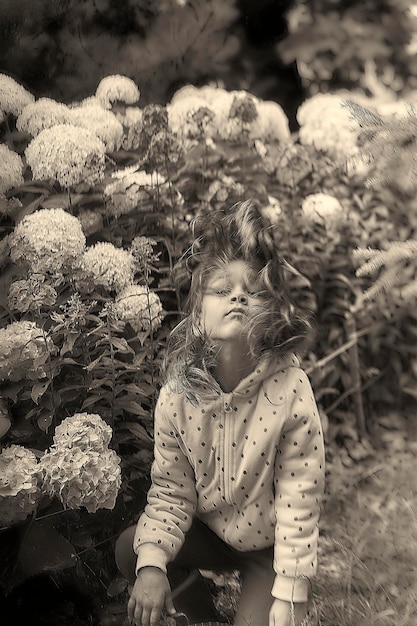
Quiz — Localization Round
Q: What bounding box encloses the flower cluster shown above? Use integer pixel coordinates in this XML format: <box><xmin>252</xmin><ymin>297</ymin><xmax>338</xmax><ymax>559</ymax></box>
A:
<box><xmin>167</xmin><ymin>95</ymin><xmax>216</xmax><ymax>147</ymax></box>
<box><xmin>297</xmin><ymin>93</ymin><xmax>360</xmax><ymax>160</ymax></box>
<box><xmin>10</xmin><ymin>207</ymin><xmax>86</xmax><ymax>275</ymax></box>
<box><xmin>116</xmin><ymin>106</ymin><xmax>143</xmax><ymax>150</ymax></box>
<box><xmin>75</xmin><ymin>242</ymin><xmax>135</xmax><ymax>293</ymax></box>
<box><xmin>50</xmin><ymin>293</ymin><xmax>92</xmax><ymax>331</ymax></box>
<box><xmin>0</xmin><ymin>73</ymin><xmax>35</xmax><ymax>117</ymax></box>
<box><xmin>0</xmin><ymin>144</ymin><xmax>24</xmax><ymax>194</ymax></box>
<box><xmin>104</xmin><ymin>166</ymin><xmax>167</xmax><ymax>216</ymax></box>
<box><xmin>168</xmin><ymin>85</ymin><xmax>290</xmax><ymax>144</ymax></box>
<box><xmin>52</xmin><ymin>413</ymin><xmax>112</xmax><ymax>450</ymax></box>
<box><xmin>40</xmin><ymin>413</ymin><xmax>121</xmax><ymax>513</ymax></box>
<box><xmin>209</xmin><ymin>90</ymin><xmax>254</xmax><ymax>141</ymax></box>
<box><xmin>130</xmin><ymin>236</ymin><xmax>159</xmax><ymax>272</ymax></box>
<box><xmin>0</xmin><ymin>321</ymin><xmax>55</xmax><ymax>381</ymax></box>
<box><xmin>16</xmin><ymin>98</ymin><xmax>74</xmax><ymax>136</ymax></box>
<box><xmin>25</xmin><ymin>124</ymin><xmax>106</xmax><ymax>188</ymax></box>
<box><xmin>249</xmin><ymin>100</ymin><xmax>291</xmax><ymax>143</ymax></box>
<box><xmin>114</xmin><ymin>285</ymin><xmax>164</xmax><ymax>332</ymax></box>
<box><xmin>70</xmin><ymin>103</ymin><xmax>124</xmax><ymax>152</ymax></box>
<box><xmin>0</xmin><ymin>445</ymin><xmax>42</xmax><ymax>526</ymax></box>
<box><xmin>205</xmin><ymin>175</ymin><xmax>245</xmax><ymax>204</ymax></box>
<box><xmin>77</xmin><ymin>209</ymin><xmax>104</xmax><ymax>237</ymax></box>
<box><xmin>301</xmin><ymin>193</ymin><xmax>344</xmax><ymax>227</ymax></box>
<box><xmin>8</xmin><ymin>274</ymin><xmax>57</xmax><ymax>313</ymax></box>
<box><xmin>95</xmin><ymin>74</ymin><xmax>140</xmax><ymax>109</ymax></box>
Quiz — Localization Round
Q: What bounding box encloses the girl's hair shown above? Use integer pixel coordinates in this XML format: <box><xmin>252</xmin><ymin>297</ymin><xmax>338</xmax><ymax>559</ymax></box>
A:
<box><xmin>163</xmin><ymin>200</ymin><xmax>314</xmax><ymax>404</ymax></box>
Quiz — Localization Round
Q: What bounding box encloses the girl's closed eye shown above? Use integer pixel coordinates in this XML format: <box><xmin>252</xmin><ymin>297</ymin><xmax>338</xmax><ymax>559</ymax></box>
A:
<box><xmin>215</xmin><ymin>287</ymin><xmax>230</xmax><ymax>295</ymax></box>
<box><xmin>247</xmin><ymin>288</ymin><xmax>265</xmax><ymax>298</ymax></box>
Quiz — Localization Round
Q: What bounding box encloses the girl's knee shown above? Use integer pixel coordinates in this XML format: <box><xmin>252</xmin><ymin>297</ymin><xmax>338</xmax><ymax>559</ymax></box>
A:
<box><xmin>114</xmin><ymin>525</ymin><xmax>137</xmax><ymax>583</ymax></box>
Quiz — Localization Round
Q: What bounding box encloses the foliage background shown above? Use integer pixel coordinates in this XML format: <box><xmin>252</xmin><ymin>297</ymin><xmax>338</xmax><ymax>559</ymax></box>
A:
<box><xmin>1</xmin><ymin>1</ymin><xmax>417</xmax><ymax>625</ymax></box>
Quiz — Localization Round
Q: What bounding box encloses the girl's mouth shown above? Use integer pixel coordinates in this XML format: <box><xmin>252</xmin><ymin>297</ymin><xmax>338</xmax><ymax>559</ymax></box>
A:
<box><xmin>227</xmin><ymin>308</ymin><xmax>246</xmax><ymax>316</ymax></box>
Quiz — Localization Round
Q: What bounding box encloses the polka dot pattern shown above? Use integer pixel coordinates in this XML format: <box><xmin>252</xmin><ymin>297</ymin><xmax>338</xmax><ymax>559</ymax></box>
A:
<box><xmin>134</xmin><ymin>355</ymin><xmax>325</xmax><ymax>585</ymax></box>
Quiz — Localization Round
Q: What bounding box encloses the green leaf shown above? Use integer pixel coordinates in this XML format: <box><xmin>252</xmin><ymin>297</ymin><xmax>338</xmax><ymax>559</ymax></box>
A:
<box><xmin>107</xmin><ymin>576</ymin><xmax>128</xmax><ymax>597</ymax></box>
<box><xmin>120</xmin><ymin>421</ymin><xmax>153</xmax><ymax>443</ymax></box>
<box><xmin>0</xmin><ymin>382</ymin><xmax>26</xmax><ymax>402</ymax></box>
<box><xmin>31</xmin><ymin>379</ymin><xmax>51</xmax><ymax>404</ymax></box>
<box><xmin>42</xmin><ymin>193</ymin><xmax>85</xmax><ymax>209</ymax></box>
<box><xmin>60</xmin><ymin>331</ymin><xmax>80</xmax><ymax>355</ymax></box>
<box><xmin>88</xmin><ymin>377</ymin><xmax>114</xmax><ymax>390</ymax></box>
<box><xmin>0</xmin><ymin>416</ymin><xmax>11</xmax><ymax>438</ymax></box>
<box><xmin>37</xmin><ymin>412</ymin><xmax>53</xmax><ymax>432</ymax></box>
<box><xmin>111</xmin><ymin>337</ymin><xmax>135</xmax><ymax>354</ymax></box>
<box><xmin>81</xmin><ymin>394</ymin><xmax>103</xmax><ymax>409</ymax></box>
<box><xmin>13</xmin><ymin>520</ymin><xmax>77</xmax><ymax>586</ymax></box>
<box><xmin>114</xmin><ymin>399</ymin><xmax>148</xmax><ymax>417</ymax></box>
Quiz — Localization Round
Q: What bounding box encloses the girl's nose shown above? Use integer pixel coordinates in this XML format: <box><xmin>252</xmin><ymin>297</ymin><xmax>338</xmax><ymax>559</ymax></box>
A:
<box><xmin>231</xmin><ymin>293</ymin><xmax>248</xmax><ymax>304</ymax></box>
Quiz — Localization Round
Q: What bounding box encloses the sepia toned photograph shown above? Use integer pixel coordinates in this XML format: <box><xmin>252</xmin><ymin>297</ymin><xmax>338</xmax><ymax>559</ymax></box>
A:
<box><xmin>1</xmin><ymin>1</ymin><xmax>417</xmax><ymax>625</ymax></box>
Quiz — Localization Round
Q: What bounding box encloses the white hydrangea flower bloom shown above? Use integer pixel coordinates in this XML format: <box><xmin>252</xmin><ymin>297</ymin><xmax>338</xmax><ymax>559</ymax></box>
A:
<box><xmin>70</xmin><ymin>104</ymin><xmax>124</xmax><ymax>152</ymax></box>
<box><xmin>25</xmin><ymin>124</ymin><xmax>106</xmax><ymax>188</ymax></box>
<box><xmin>0</xmin><ymin>73</ymin><xmax>35</xmax><ymax>117</ymax></box>
<box><xmin>104</xmin><ymin>166</ymin><xmax>166</xmax><ymax>217</ymax></box>
<box><xmin>301</xmin><ymin>193</ymin><xmax>344</xmax><ymax>226</ymax></box>
<box><xmin>10</xmin><ymin>207</ymin><xmax>86</xmax><ymax>274</ymax></box>
<box><xmin>297</xmin><ymin>93</ymin><xmax>359</xmax><ymax>160</ymax></box>
<box><xmin>170</xmin><ymin>84</ymin><xmax>226</xmax><ymax>106</ymax></box>
<box><xmin>0</xmin><ymin>144</ymin><xmax>24</xmax><ymax>193</ymax></box>
<box><xmin>0</xmin><ymin>445</ymin><xmax>42</xmax><ymax>526</ymax></box>
<box><xmin>16</xmin><ymin>98</ymin><xmax>73</xmax><ymax>136</ymax></box>
<box><xmin>76</xmin><ymin>242</ymin><xmax>135</xmax><ymax>293</ymax></box>
<box><xmin>116</xmin><ymin>106</ymin><xmax>143</xmax><ymax>150</ymax></box>
<box><xmin>0</xmin><ymin>320</ymin><xmax>55</xmax><ymax>381</ymax></box>
<box><xmin>40</xmin><ymin>446</ymin><xmax>121</xmax><ymax>513</ymax></box>
<box><xmin>95</xmin><ymin>74</ymin><xmax>140</xmax><ymax>109</ymax></box>
<box><xmin>76</xmin><ymin>95</ymin><xmax>106</xmax><ymax>108</ymax></box>
<box><xmin>167</xmin><ymin>96</ymin><xmax>216</xmax><ymax>145</ymax></box>
<box><xmin>52</xmin><ymin>413</ymin><xmax>112</xmax><ymax>451</ymax></box>
<box><xmin>114</xmin><ymin>284</ymin><xmax>164</xmax><ymax>333</ymax></box>
<box><xmin>8</xmin><ymin>275</ymin><xmax>57</xmax><ymax>312</ymax></box>
<box><xmin>211</xmin><ymin>90</ymin><xmax>259</xmax><ymax>141</ymax></box>
<box><xmin>249</xmin><ymin>100</ymin><xmax>291</xmax><ymax>143</ymax></box>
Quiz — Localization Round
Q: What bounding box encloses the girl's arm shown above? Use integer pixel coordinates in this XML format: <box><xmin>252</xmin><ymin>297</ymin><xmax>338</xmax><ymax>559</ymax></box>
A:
<box><xmin>273</xmin><ymin>368</ymin><xmax>325</xmax><ymax>603</ymax></box>
<box><xmin>133</xmin><ymin>387</ymin><xmax>198</xmax><ymax>574</ymax></box>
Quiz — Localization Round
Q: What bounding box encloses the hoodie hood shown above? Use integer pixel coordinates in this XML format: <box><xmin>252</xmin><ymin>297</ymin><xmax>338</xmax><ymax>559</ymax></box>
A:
<box><xmin>221</xmin><ymin>352</ymin><xmax>301</xmax><ymax>400</ymax></box>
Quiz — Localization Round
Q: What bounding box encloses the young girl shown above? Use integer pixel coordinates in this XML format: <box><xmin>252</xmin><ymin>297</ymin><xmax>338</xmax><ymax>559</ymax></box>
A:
<box><xmin>115</xmin><ymin>201</ymin><xmax>325</xmax><ymax>626</ymax></box>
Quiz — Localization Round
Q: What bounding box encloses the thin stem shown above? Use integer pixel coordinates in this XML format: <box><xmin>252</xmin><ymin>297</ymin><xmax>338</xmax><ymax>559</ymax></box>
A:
<box><xmin>344</xmin><ymin>313</ymin><xmax>366</xmax><ymax>436</ymax></box>
<box><xmin>106</xmin><ymin>313</ymin><xmax>116</xmax><ymax>427</ymax></box>
<box><xmin>163</xmin><ymin>153</ymin><xmax>183</xmax><ymax>314</ymax></box>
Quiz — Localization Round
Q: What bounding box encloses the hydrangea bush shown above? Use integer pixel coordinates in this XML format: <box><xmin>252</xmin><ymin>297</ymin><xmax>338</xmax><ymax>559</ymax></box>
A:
<box><xmin>0</xmin><ymin>72</ymin><xmax>416</xmax><ymax>599</ymax></box>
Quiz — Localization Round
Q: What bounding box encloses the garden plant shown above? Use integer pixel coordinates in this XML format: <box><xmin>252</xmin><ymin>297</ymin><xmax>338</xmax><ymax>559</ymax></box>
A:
<box><xmin>0</xmin><ymin>65</ymin><xmax>417</xmax><ymax>625</ymax></box>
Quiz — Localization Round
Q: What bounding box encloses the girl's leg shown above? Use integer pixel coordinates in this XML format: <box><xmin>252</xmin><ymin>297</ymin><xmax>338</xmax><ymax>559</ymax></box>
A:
<box><xmin>114</xmin><ymin>520</ymin><xmax>239</xmax><ymax>623</ymax></box>
<box><xmin>114</xmin><ymin>525</ymin><xmax>137</xmax><ymax>585</ymax></box>
<box><xmin>167</xmin><ymin>518</ymin><xmax>242</xmax><ymax>623</ymax></box>
<box><xmin>233</xmin><ymin>549</ymin><xmax>275</xmax><ymax>626</ymax></box>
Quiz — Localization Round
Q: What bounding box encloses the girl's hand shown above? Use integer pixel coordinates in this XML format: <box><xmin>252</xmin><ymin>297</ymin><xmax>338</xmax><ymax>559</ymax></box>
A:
<box><xmin>269</xmin><ymin>598</ymin><xmax>308</xmax><ymax>626</ymax></box>
<box><xmin>128</xmin><ymin>566</ymin><xmax>176</xmax><ymax>626</ymax></box>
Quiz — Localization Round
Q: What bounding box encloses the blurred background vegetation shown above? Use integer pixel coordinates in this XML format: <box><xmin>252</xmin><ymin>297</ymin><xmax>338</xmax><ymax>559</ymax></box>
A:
<box><xmin>2</xmin><ymin>0</ymin><xmax>416</xmax><ymax>125</ymax></box>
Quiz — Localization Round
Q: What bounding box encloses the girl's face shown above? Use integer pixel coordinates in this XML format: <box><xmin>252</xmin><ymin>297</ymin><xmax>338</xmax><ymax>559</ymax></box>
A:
<box><xmin>200</xmin><ymin>260</ymin><xmax>265</xmax><ymax>343</ymax></box>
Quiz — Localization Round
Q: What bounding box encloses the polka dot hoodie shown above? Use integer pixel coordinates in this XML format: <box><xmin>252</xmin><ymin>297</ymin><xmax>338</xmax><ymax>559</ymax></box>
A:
<box><xmin>134</xmin><ymin>353</ymin><xmax>325</xmax><ymax>602</ymax></box>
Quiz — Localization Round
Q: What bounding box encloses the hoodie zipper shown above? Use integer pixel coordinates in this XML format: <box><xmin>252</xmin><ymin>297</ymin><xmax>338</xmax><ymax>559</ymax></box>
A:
<box><xmin>222</xmin><ymin>394</ymin><xmax>233</xmax><ymax>505</ymax></box>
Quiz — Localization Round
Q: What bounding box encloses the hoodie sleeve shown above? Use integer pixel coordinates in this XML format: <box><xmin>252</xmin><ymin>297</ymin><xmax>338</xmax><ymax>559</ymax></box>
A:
<box><xmin>272</xmin><ymin>368</ymin><xmax>325</xmax><ymax>602</ymax></box>
<box><xmin>133</xmin><ymin>387</ymin><xmax>197</xmax><ymax>574</ymax></box>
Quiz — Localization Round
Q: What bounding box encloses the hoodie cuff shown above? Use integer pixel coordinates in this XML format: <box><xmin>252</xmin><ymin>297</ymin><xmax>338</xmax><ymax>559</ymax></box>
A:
<box><xmin>135</xmin><ymin>543</ymin><xmax>169</xmax><ymax>576</ymax></box>
<box><xmin>272</xmin><ymin>574</ymin><xmax>309</xmax><ymax>602</ymax></box>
